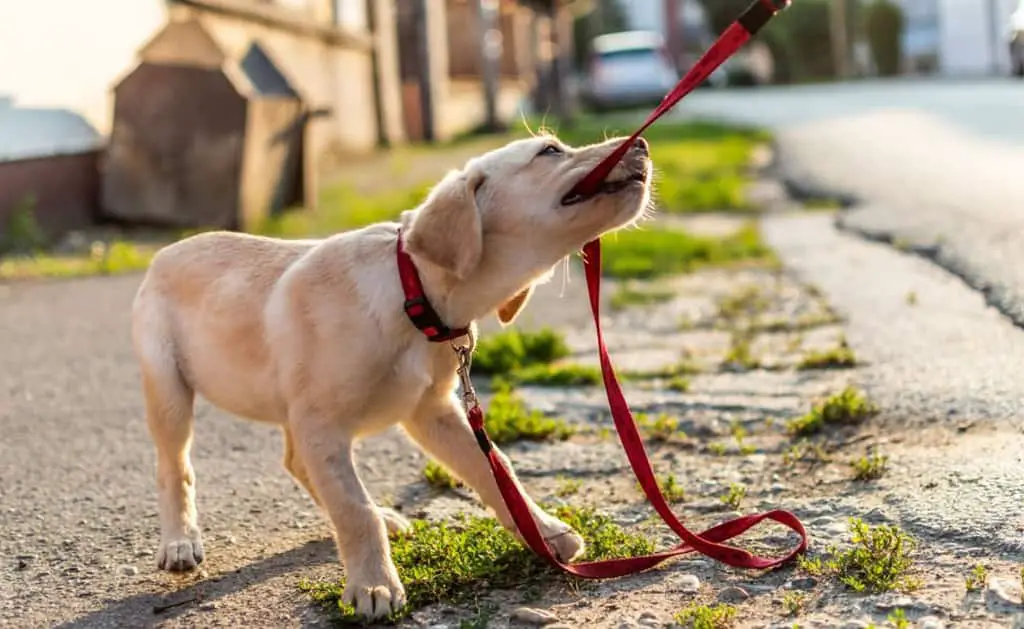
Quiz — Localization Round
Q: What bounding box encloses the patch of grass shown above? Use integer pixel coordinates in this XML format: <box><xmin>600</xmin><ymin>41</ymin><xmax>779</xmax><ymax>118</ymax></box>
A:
<box><xmin>965</xmin><ymin>563</ymin><xmax>988</xmax><ymax>592</ymax></box>
<box><xmin>798</xmin><ymin>518</ymin><xmax>920</xmax><ymax>594</ymax></box>
<box><xmin>300</xmin><ymin>506</ymin><xmax>654</xmax><ymax>623</ymax></box>
<box><xmin>483</xmin><ymin>386</ymin><xmax>574</xmax><ymax>444</ymax></box>
<box><xmin>554</xmin><ymin>477</ymin><xmax>582</xmax><ymax>497</ymax></box>
<box><xmin>610</xmin><ymin>283</ymin><xmax>675</xmax><ymax>311</ymax></box>
<box><xmin>722</xmin><ymin>331</ymin><xmax>760</xmax><ymax>371</ymax></box>
<box><xmin>666</xmin><ymin>375</ymin><xmax>691</xmax><ymax>392</ymax></box>
<box><xmin>600</xmin><ymin>223</ymin><xmax>774</xmax><ymax>280</ymax></box>
<box><xmin>717</xmin><ymin>284</ymin><xmax>772</xmax><ymax>322</ymax></box>
<box><xmin>851</xmin><ymin>451</ymin><xmax>889</xmax><ymax>481</ymax></box>
<box><xmin>473</xmin><ymin>328</ymin><xmax>570</xmax><ymax>376</ymax></box>
<box><xmin>786</xmin><ymin>386</ymin><xmax>879</xmax><ymax>437</ymax></box>
<box><xmin>423</xmin><ymin>460</ymin><xmax>461</xmax><ymax>490</ymax></box>
<box><xmin>800</xmin><ymin>196</ymin><xmax>843</xmax><ymax>211</ymax></box>
<box><xmin>673</xmin><ymin>602</ymin><xmax>738</xmax><ymax>628</ymax></box>
<box><xmin>729</xmin><ymin>422</ymin><xmax>757</xmax><ymax>455</ymax></box>
<box><xmin>782</xmin><ymin>591</ymin><xmax>806</xmax><ymax>616</ymax></box>
<box><xmin>720</xmin><ymin>483</ymin><xmax>747</xmax><ymax>510</ymax></box>
<box><xmin>638</xmin><ymin>473</ymin><xmax>686</xmax><ymax>503</ymax></box>
<box><xmin>708</xmin><ymin>442</ymin><xmax>728</xmax><ymax>456</ymax></box>
<box><xmin>625</xmin><ymin>360</ymin><xmax>703</xmax><ymax>381</ymax></box>
<box><xmin>783</xmin><ymin>439</ymin><xmax>832</xmax><ymax>467</ymax></box>
<box><xmin>797</xmin><ymin>336</ymin><xmax>857</xmax><ymax>370</ymax></box>
<box><xmin>503</xmin><ymin>363</ymin><xmax>602</xmax><ymax>388</ymax></box>
<box><xmin>636</xmin><ymin>412</ymin><xmax>686</xmax><ymax>442</ymax></box>
<box><xmin>0</xmin><ymin>239</ymin><xmax>157</xmax><ymax>281</ymax></box>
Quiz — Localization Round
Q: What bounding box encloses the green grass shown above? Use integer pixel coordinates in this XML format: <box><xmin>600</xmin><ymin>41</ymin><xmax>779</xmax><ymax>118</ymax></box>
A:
<box><xmin>719</xmin><ymin>483</ymin><xmax>747</xmax><ymax>510</ymax></box>
<box><xmin>600</xmin><ymin>223</ymin><xmax>774</xmax><ymax>280</ymax></box>
<box><xmin>610</xmin><ymin>283</ymin><xmax>676</xmax><ymax>311</ymax></box>
<box><xmin>501</xmin><ymin>363</ymin><xmax>602</xmax><ymax>388</ymax></box>
<box><xmin>782</xmin><ymin>591</ymin><xmax>806</xmax><ymax>616</ymax></box>
<box><xmin>638</xmin><ymin>473</ymin><xmax>686</xmax><ymax>503</ymax></box>
<box><xmin>786</xmin><ymin>386</ymin><xmax>879</xmax><ymax>437</ymax></box>
<box><xmin>301</xmin><ymin>506</ymin><xmax>655</xmax><ymax>623</ymax></box>
<box><xmin>798</xmin><ymin>517</ymin><xmax>920</xmax><ymax>593</ymax></box>
<box><xmin>636</xmin><ymin>412</ymin><xmax>686</xmax><ymax>442</ymax></box>
<box><xmin>482</xmin><ymin>385</ymin><xmax>574</xmax><ymax>444</ymax></box>
<box><xmin>0</xmin><ymin>240</ymin><xmax>157</xmax><ymax>281</ymax></box>
<box><xmin>851</xmin><ymin>451</ymin><xmax>889</xmax><ymax>481</ymax></box>
<box><xmin>965</xmin><ymin>563</ymin><xmax>988</xmax><ymax>592</ymax></box>
<box><xmin>721</xmin><ymin>331</ymin><xmax>761</xmax><ymax>371</ymax></box>
<box><xmin>797</xmin><ymin>336</ymin><xmax>857</xmax><ymax>370</ymax></box>
<box><xmin>472</xmin><ymin>328</ymin><xmax>571</xmax><ymax>376</ymax></box>
<box><xmin>554</xmin><ymin>477</ymin><xmax>582</xmax><ymax>497</ymax></box>
<box><xmin>423</xmin><ymin>460</ymin><xmax>461</xmax><ymax>490</ymax></box>
<box><xmin>673</xmin><ymin>602</ymin><xmax>738</xmax><ymax>628</ymax></box>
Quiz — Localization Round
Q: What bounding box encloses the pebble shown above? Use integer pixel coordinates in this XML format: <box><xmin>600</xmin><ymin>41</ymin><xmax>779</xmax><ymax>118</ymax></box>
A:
<box><xmin>786</xmin><ymin>576</ymin><xmax>818</xmax><ymax>590</ymax></box>
<box><xmin>199</xmin><ymin>602</ymin><xmax>217</xmax><ymax>611</ymax></box>
<box><xmin>637</xmin><ymin>610</ymin><xmax>665</xmax><ymax>627</ymax></box>
<box><xmin>986</xmin><ymin>577</ymin><xmax>1023</xmax><ymax>610</ymax></box>
<box><xmin>672</xmin><ymin>573</ymin><xmax>701</xmax><ymax>593</ymax></box>
<box><xmin>546</xmin><ymin>625</ymin><xmax>573</xmax><ymax>629</ymax></box>
<box><xmin>717</xmin><ymin>586</ymin><xmax>750</xmax><ymax>603</ymax></box>
<box><xmin>118</xmin><ymin>564</ymin><xmax>138</xmax><ymax>576</ymax></box>
<box><xmin>511</xmin><ymin>606</ymin><xmax>558</xmax><ymax>625</ymax></box>
<box><xmin>917</xmin><ymin>616</ymin><xmax>945</xmax><ymax>629</ymax></box>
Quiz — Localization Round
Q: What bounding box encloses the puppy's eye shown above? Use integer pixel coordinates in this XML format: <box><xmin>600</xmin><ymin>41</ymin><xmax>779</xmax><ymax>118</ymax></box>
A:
<box><xmin>537</xmin><ymin>144</ymin><xmax>563</xmax><ymax>157</ymax></box>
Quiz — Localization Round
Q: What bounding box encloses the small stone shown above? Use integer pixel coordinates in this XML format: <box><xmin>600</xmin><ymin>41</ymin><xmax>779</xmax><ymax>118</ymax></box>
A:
<box><xmin>718</xmin><ymin>586</ymin><xmax>750</xmax><ymax>603</ymax></box>
<box><xmin>119</xmin><ymin>565</ymin><xmax>139</xmax><ymax>576</ymax></box>
<box><xmin>917</xmin><ymin>616</ymin><xmax>945</xmax><ymax>629</ymax></box>
<box><xmin>839</xmin><ymin>621</ymin><xmax>871</xmax><ymax>629</ymax></box>
<box><xmin>511</xmin><ymin>606</ymin><xmax>558</xmax><ymax>625</ymax></box>
<box><xmin>546</xmin><ymin>625</ymin><xmax>573</xmax><ymax>629</ymax></box>
<box><xmin>673</xmin><ymin>573</ymin><xmax>701</xmax><ymax>593</ymax></box>
<box><xmin>637</xmin><ymin>610</ymin><xmax>665</xmax><ymax>627</ymax></box>
<box><xmin>986</xmin><ymin>577</ymin><xmax>1023</xmax><ymax>610</ymax></box>
<box><xmin>616</xmin><ymin>622</ymin><xmax>639</xmax><ymax>629</ymax></box>
<box><xmin>199</xmin><ymin>602</ymin><xmax>217</xmax><ymax>611</ymax></box>
<box><xmin>786</xmin><ymin>576</ymin><xmax>818</xmax><ymax>590</ymax></box>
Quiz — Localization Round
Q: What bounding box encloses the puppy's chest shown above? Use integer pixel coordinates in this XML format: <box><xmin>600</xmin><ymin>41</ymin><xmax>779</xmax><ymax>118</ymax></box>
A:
<box><xmin>359</xmin><ymin>344</ymin><xmax>458</xmax><ymax>428</ymax></box>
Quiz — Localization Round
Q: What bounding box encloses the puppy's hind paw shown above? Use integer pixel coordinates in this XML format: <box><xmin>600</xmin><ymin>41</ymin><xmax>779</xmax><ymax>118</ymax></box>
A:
<box><xmin>379</xmin><ymin>507</ymin><xmax>412</xmax><ymax>537</ymax></box>
<box><xmin>156</xmin><ymin>534</ymin><xmax>205</xmax><ymax>572</ymax></box>
<box><xmin>544</xmin><ymin>523</ymin><xmax>586</xmax><ymax>563</ymax></box>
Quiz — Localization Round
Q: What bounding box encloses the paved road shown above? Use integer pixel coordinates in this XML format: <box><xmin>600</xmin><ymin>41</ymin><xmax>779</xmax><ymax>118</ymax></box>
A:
<box><xmin>679</xmin><ymin>78</ymin><xmax>1024</xmax><ymax>326</ymax></box>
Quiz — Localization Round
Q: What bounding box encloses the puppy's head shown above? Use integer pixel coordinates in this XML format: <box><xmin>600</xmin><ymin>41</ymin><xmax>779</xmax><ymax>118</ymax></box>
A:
<box><xmin>401</xmin><ymin>133</ymin><xmax>652</xmax><ymax>323</ymax></box>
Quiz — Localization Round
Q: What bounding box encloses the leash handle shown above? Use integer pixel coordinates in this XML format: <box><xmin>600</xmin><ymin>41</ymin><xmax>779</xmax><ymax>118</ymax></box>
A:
<box><xmin>461</xmin><ymin>0</ymin><xmax>806</xmax><ymax>577</ymax></box>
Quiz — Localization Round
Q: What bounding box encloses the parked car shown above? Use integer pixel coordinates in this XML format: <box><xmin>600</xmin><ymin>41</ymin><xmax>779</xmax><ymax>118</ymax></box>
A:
<box><xmin>1011</xmin><ymin>0</ymin><xmax>1024</xmax><ymax>77</ymax></box>
<box><xmin>582</xmin><ymin>31</ymin><xmax>680</xmax><ymax>111</ymax></box>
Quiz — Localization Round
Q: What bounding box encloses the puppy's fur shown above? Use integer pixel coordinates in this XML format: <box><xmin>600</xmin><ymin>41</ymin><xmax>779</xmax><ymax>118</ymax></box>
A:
<box><xmin>131</xmin><ymin>133</ymin><xmax>652</xmax><ymax>618</ymax></box>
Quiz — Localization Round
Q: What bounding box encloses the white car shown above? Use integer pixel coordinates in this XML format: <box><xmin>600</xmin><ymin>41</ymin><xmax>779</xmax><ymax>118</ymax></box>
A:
<box><xmin>583</xmin><ymin>31</ymin><xmax>681</xmax><ymax>111</ymax></box>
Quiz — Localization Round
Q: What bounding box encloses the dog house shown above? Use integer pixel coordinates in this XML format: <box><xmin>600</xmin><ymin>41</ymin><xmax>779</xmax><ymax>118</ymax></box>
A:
<box><xmin>101</xmin><ymin>18</ymin><xmax>311</xmax><ymax>231</ymax></box>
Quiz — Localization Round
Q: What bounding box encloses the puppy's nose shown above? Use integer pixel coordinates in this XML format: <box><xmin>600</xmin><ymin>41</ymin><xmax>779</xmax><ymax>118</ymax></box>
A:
<box><xmin>632</xmin><ymin>137</ymin><xmax>649</xmax><ymax>156</ymax></box>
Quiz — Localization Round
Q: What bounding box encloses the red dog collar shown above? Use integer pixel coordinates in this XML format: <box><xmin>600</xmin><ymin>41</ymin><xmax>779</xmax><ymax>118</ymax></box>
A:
<box><xmin>396</xmin><ymin>230</ymin><xmax>470</xmax><ymax>342</ymax></box>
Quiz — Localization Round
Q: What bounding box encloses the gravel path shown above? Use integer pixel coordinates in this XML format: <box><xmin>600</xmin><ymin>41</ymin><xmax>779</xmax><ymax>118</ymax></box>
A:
<box><xmin>4</xmin><ymin>175</ymin><xmax>1024</xmax><ymax>627</ymax></box>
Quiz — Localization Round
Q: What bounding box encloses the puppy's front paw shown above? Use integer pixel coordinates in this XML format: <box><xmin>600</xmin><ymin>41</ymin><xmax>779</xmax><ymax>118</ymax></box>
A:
<box><xmin>379</xmin><ymin>507</ymin><xmax>412</xmax><ymax>537</ymax></box>
<box><xmin>541</xmin><ymin>519</ymin><xmax>585</xmax><ymax>563</ymax></box>
<box><xmin>156</xmin><ymin>532</ymin><xmax>204</xmax><ymax>571</ymax></box>
<box><xmin>343</xmin><ymin>560</ymin><xmax>406</xmax><ymax>619</ymax></box>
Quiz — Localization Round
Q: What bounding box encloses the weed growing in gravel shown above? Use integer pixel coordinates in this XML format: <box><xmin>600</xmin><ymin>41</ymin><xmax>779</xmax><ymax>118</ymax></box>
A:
<box><xmin>636</xmin><ymin>412</ymin><xmax>686</xmax><ymax>442</ymax></box>
<box><xmin>423</xmin><ymin>460</ymin><xmax>460</xmax><ymax>489</ymax></box>
<box><xmin>786</xmin><ymin>386</ymin><xmax>878</xmax><ymax>437</ymax></box>
<box><xmin>708</xmin><ymin>442</ymin><xmax>728</xmax><ymax>456</ymax></box>
<box><xmin>797</xmin><ymin>336</ymin><xmax>857</xmax><ymax>370</ymax></box>
<box><xmin>472</xmin><ymin>328</ymin><xmax>570</xmax><ymax>376</ymax></box>
<box><xmin>783</xmin><ymin>440</ymin><xmax>832</xmax><ymax>467</ymax></box>
<box><xmin>673</xmin><ymin>602</ymin><xmax>738</xmax><ymax>628</ymax></box>
<box><xmin>722</xmin><ymin>331</ymin><xmax>761</xmax><ymax>371</ymax></box>
<box><xmin>638</xmin><ymin>473</ymin><xmax>686</xmax><ymax>503</ymax></box>
<box><xmin>851</xmin><ymin>451</ymin><xmax>889</xmax><ymax>481</ymax></box>
<box><xmin>301</xmin><ymin>506</ymin><xmax>654</xmax><ymax>623</ymax></box>
<box><xmin>798</xmin><ymin>518</ymin><xmax>920</xmax><ymax>593</ymax></box>
<box><xmin>625</xmin><ymin>360</ymin><xmax>703</xmax><ymax>381</ymax></box>
<box><xmin>720</xmin><ymin>483</ymin><xmax>747</xmax><ymax>510</ymax></box>
<box><xmin>730</xmin><ymin>421</ymin><xmax>757</xmax><ymax>455</ymax></box>
<box><xmin>667</xmin><ymin>375</ymin><xmax>691</xmax><ymax>392</ymax></box>
<box><xmin>600</xmin><ymin>223</ymin><xmax>774</xmax><ymax>280</ymax></box>
<box><xmin>717</xmin><ymin>284</ymin><xmax>772</xmax><ymax>322</ymax></box>
<box><xmin>782</xmin><ymin>591</ymin><xmax>806</xmax><ymax>616</ymax></box>
<box><xmin>610</xmin><ymin>283</ymin><xmax>676</xmax><ymax>311</ymax></box>
<box><xmin>501</xmin><ymin>363</ymin><xmax>602</xmax><ymax>387</ymax></box>
<box><xmin>554</xmin><ymin>477</ymin><xmax>582</xmax><ymax>497</ymax></box>
<box><xmin>483</xmin><ymin>386</ymin><xmax>574</xmax><ymax>444</ymax></box>
<box><xmin>965</xmin><ymin>563</ymin><xmax>988</xmax><ymax>591</ymax></box>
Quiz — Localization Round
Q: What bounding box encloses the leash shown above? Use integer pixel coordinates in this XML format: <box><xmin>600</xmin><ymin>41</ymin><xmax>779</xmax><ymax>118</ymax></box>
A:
<box><xmin>399</xmin><ymin>0</ymin><xmax>808</xmax><ymax>577</ymax></box>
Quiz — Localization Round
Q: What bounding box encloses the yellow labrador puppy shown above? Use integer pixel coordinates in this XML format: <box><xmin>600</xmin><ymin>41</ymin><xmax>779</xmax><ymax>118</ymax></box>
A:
<box><xmin>131</xmin><ymin>133</ymin><xmax>652</xmax><ymax>618</ymax></box>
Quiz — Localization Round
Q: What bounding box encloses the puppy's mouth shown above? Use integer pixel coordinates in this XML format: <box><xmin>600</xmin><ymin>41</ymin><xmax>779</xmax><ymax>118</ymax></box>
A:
<box><xmin>561</xmin><ymin>168</ymin><xmax>649</xmax><ymax>206</ymax></box>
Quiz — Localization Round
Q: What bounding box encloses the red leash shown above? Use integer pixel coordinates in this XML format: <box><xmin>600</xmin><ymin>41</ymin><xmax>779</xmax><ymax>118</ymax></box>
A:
<box><xmin>399</xmin><ymin>0</ymin><xmax>807</xmax><ymax>577</ymax></box>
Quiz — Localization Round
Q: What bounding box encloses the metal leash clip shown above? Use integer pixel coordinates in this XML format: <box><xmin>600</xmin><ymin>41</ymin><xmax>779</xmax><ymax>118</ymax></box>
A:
<box><xmin>451</xmin><ymin>331</ymin><xmax>480</xmax><ymax>413</ymax></box>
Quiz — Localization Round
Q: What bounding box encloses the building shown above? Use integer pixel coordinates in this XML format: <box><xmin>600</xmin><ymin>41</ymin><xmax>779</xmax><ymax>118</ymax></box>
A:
<box><xmin>896</xmin><ymin>0</ymin><xmax>1017</xmax><ymax>75</ymax></box>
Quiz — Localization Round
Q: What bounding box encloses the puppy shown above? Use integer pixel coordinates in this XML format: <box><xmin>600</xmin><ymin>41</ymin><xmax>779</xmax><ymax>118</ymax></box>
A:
<box><xmin>131</xmin><ymin>132</ymin><xmax>652</xmax><ymax>618</ymax></box>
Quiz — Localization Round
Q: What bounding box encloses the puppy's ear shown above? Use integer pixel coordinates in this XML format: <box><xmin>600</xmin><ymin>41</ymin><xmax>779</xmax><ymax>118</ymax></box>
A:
<box><xmin>403</xmin><ymin>168</ymin><xmax>485</xmax><ymax>279</ymax></box>
<box><xmin>496</xmin><ymin>285</ymin><xmax>534</xmax><ymax>326</ymax></box>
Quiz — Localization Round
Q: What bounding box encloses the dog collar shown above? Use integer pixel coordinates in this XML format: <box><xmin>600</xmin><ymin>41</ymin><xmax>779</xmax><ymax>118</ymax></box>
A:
<box><xmin>396</xmin><ymin>230</ymin><xmax>470</xmax><ymax>343</ymax></box>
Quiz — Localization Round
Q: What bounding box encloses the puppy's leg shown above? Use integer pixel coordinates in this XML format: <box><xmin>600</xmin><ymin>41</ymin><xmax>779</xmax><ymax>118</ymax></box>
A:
<box><xmin>282</xmin><ymin>427</ymin><xmax>410</xmax><ymax>535</ymax></box>
<box><xmin>289</xmin><ymin>416</ymin><xmax>406</xmax><ymax>619</ymax></box>
<box><xmin>141</xmin><ymin>361</ymin><xmax>204</xmax><ymax>571</ymax></box>
<box><xmin>401</xmin><ymin>395</ymin><xmax>585</xmax><ymax>562</ymax></box>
